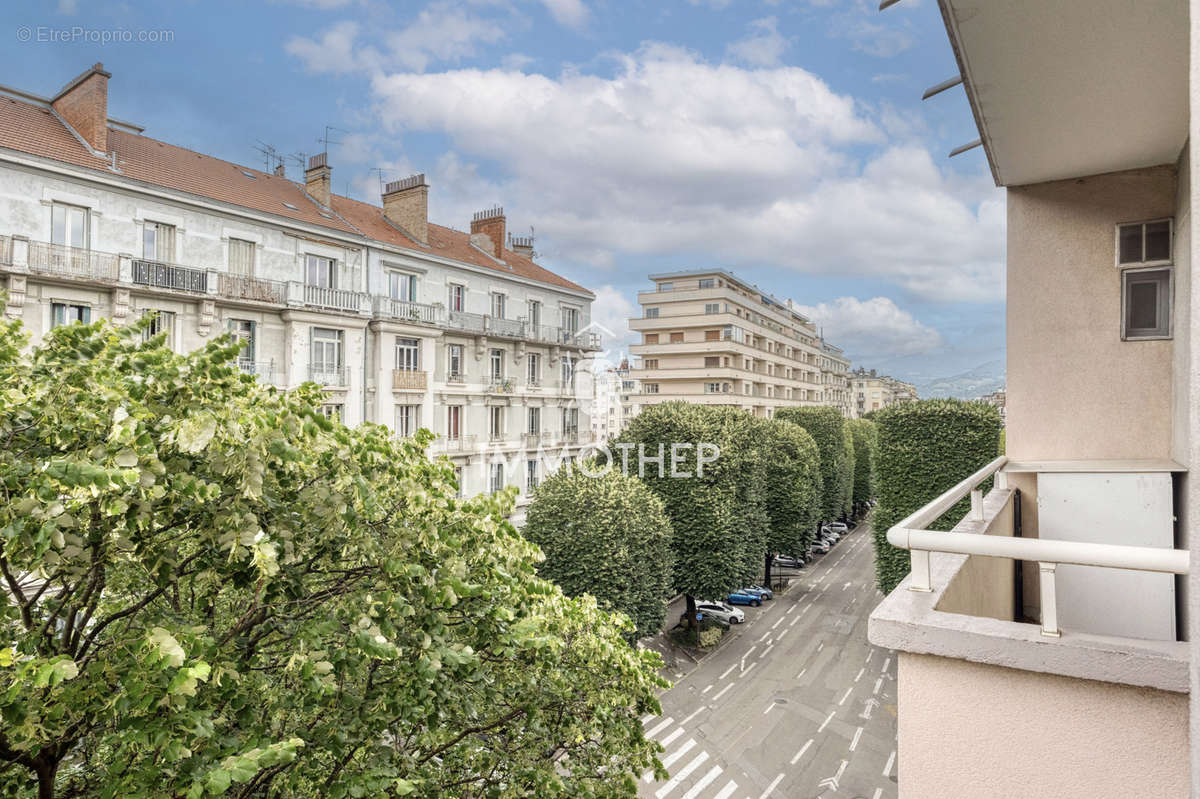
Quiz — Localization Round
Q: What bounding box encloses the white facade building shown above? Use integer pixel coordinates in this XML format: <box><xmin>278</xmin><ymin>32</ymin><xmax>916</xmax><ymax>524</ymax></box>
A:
<box><xmin>0</xmin><ymin>63</ymin><xmax>600</xmax><ymax>517</ymax></box>
<box><xmin>591</xmin><ymin>362</ymin><xmax>640</xmax><ymax>442</ymax></box>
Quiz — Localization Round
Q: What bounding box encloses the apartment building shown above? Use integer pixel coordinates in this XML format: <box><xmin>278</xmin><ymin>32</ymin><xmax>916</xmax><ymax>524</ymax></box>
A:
<box><xmin>868</xmin><ymin>3</ymin><xmax>1197</xmax><ymax>797</ymax></box>
<box><xmin>850</xmin><ymin>367</ymin><xmax>917</xmax><ymax>417</ymax></box>
<box><xmin>629</xmin><ymin>270</ymin><xmax>851</xmax><ymax>418</ymax></box>
<box><xmin>0</xmin><ymin>63</ymin><xmax>600</xmax><ymax>516</ymax></box>
<box><xmin>978</xmin><ymin>388</ymin><xmax>1006</xmax><ymax>427</ymax></box>
<box><xmin>591</xmin><ymin>361</ymin><xmax>640</xmax><ymax>442</ymax></box>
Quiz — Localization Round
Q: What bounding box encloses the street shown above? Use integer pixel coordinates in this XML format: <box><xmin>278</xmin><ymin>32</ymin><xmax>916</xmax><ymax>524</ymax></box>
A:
<box><xmin>638</xmin><ymin>523</ymin><xmax>897</xmax><ymax>799</ymax></box>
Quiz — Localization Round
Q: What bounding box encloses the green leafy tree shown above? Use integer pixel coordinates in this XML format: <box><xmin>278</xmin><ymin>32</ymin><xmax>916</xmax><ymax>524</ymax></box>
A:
<box><xmin>758</xmin><ymin>419</ymin><xmax>821</xmax><ymax>583</ymax></box>
<box><xmin>775</xmin><ymin>407</ymin><xmax>850</xmax><ymax>524</ymax></box>
<box><xmin>872</xmin><ymin>399</ymin><xmax>1002</xmax><ymax>592</ymax></box>
<box><xmin>847</xmin><ymin>418</ymin><xmax>878</xmax><ymax>512</ymax></box>
<box><xmin>0</xmin><ymin>316</ymin><xmax>667</xmax><ymax>799</ymax></box>
<box><xmin>523</xmin><ymin>466</ymin><xmax>674</xmax><ymax>640</ymax></box>
<box><xmin>840</xmin><ymin>425</ymin><xmax>856</xmax><ymax>519</ymax></box>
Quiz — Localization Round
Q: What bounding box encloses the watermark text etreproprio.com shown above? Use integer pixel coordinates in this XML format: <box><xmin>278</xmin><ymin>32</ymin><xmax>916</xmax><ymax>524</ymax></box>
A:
<box><xmin>16</xmin><ymin>26</ymin><xmax>175</xmax><ymax>44</ymax></box>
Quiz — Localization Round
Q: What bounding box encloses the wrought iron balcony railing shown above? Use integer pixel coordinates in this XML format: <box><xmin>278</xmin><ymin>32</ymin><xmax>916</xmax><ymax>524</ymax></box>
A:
<box><xmin>27</xmin><ymin>241</ymin><xmax>119</xmax><ymax>281</ymax></box>
<box><xmin>132</xmin><ymin>259</ymin><xmax>208</xmax><ymax>293</ymax></box>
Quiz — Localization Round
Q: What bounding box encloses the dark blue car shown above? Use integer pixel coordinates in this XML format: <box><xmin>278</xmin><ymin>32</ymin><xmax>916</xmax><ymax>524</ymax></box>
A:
<box><xmin>727</xmin><ymin>589</ymin><xmax>762</xmax><ymax>607</ymax></box>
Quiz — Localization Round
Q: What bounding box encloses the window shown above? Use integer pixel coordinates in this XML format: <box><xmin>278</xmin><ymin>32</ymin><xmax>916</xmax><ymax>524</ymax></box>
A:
<box><xmin>1117</xmin><ymin>219</ymin><xmax>1172</xmax><ymax>265</ymax></box>
<box><xmin>644</xmin><ymin>334</ymin><xmax>659</xmax><ymax>345</ymax></box>
<box><xmin>491</xmin><ymin>292</ymin><xmax>506</xmax><ymax>319</ymax></box>
<box><xmin>395</xmin><ymin>404</ymin><xmax>419</xmax><ymax>437</ymax></box>
<box><xmin>395</xmin><ymin>337</ymin><xmax>420</xmax><ymax>370</ymax></box>
<box><xmin>705</xmin><ymin>383</ymin><xmax>725</xmax><ymax>393</ymax></box>
<box><xmin>227</xmin><ymin>318</ymin><xmax>255</xmax><ymax>363</ymax></box>
<box><xmin>51</xmin><ymin>203</ymin><xmax>88</xmax><ymax>248</ymax></box>
<box><xmin>698</xmin><ymin>278</ymin><xmax>715</xmax><ymax>289</ymax></box>
<box><xmin>448</xmin><ymin>283</ymin><xmax>465</xmax><ymax>312</ymax></box>
<box><xmin>643</xmin><ymin>359</ymin><xmax>659</xmax><ymax>369</ymax></box>
<box><xmin>453</xmin><ymin>466</ymin><xmax>464</xmax><ymax>498</ymax></box>
<box><xmin>561</xmin><ymin>356</ymin><xmax>576</xmax><ymax>388</ymax></box>
<box><xmin>143</xmin><ymin>221</ymin><xmax>176</xmax><ymax>262</ymax></box>
<box><xmin>228</xmin><ymin>238</ymin><xmax>255</xmax><ymax>276</ymax></box>
<box><xmin>141</xmin><ymin>310</ymin><xmax>175</xmax><ymax>345</ymax></box>
<box><xmin>528</xmin><ymin>406</ymin><xmax>541</xmax><ymax>435</ymax></box>
<box><xmin>1122</xmin><ymin>267</ymin><xmax>1172</xmax><ymax>340</ymax></box>
<box><xmin>490</xmin><ymin>463</ymin><xmax>505</xmax><ymax>494</ymax></box>
<box><xmin>562</xmin><ymin>407</ymin><xmax>579</xmax><ymax>435</ymax></box>
<box><xmin>643</xmin><ymin>383</ymin><xmax>659</xmax><ymax>394</ymax></box>
<box><xmin>526</xmin><ymin>459</ymin><xmax>539</xmax><ymax>492</ymax></box>
<box><xmin>51</xmin><ymin>303</ymin><xmax>90</xmax><ymax>327</ymax></box>
<box><xmin>528</xmin><ymin>300</ymin><xmax>542</xmax><ymax>327</ymax></box>
<box><xmin>388</xmin><ymin>271</ymin><xmax>416</xmax><ymax>301</ymax></box>
<box><xmin>527</xmin><ymin>352</ymin><xmax>541</xmax><ymax>385</ymax></box>
<box><xmin>704</xmin><ymin>356</ymin><xmax>720</xmax><ymax>368</ymax></box>
<box><xmin>490</xmin><ymin>348</ymin><xmax>505</xmax><ymax>380</ymax></box>
<box><xmin>310</xmin><ymin>327</ymin><xmax>344</xmax><ymax>381</ymax></box>
<box><xmin>447</xmin><ymin>405</ymin><xmax>463</xmax><ymax>440</ymax></box>
<box><xmin>704</xmin><ymin>303</ymin><xmax>720</xmax><ymax>314</ymax></box>
<box><xmin>489</xmin><ymin>406</ymin><xmax>505</xmax><ymax>440</ymax></box>
<box><xmin>645</xmin><ymin>307</ymin><xmax>660</xmax><ymax>318</ymax></box>
<box><xmin>562</xmin><ymin>307</ymin><xmax>579</xmax><ymax>334</ymax></box>
<box><xmin>319</xmin><ymin>403</ymin><xmax>343</xmax><ymax>422</ymax></box>
<box><xmin>306</xmin><ymin>255</ymin><xmax>336</xmax><ymax>288</ymax></box>
<box><xmin>669</xmin><ymin>332</ymin><xmax>684</xmax><ymax>343</ymax></box>
<box><xmin>658</xmin><ymin>282</ymin><xmax>674</xmax><ymax>291</ymax></box>
<box><xmin>447</xmin><ymin>344</ymin><xmax>464</xmax><ymax>379</ymax></box>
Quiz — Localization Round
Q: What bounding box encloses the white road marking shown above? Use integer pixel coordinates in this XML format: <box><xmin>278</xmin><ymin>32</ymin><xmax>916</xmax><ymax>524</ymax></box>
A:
<box><xmin>742</xmin><ymin>661</ymin><xmax>757</xmax><ymax>677</ymax></box>
<box><xmin>771</xmin><ymin>617</ymin><xmax>783</xmax><ymax>630</ymax></box>
<box><xmin>646</xmin><ymin>717</ymin><xmax>674</xmax><ymax>738</ymax></box>
<box><xmin>884</xmin><ymin>749</ymin><xmax>896</xmax><ymax>777</ymax></box>
<box><xmin>789</xmin><ymin>616</ymin><xmax>800</xmax><ymax>628</ymax></box>
<box><xmin>860</xmin><ymin>697</ymin><xmax>880</xmax><ymax>719</ymax></box>
<box><xmin>702</xmin><ymin>684</ymin><xmax>713</xmax><ymax>694</ymax></box>
<box><xmin>817</xmin><ymin>761</ymin><xmax>848</xmax><ymax>792</ymax></box>
<box><xmin>854</xmin><ymin>668</ymin><xmax>865</xmax><ymax>682</ymax></box>
<box><xmin>743</xmin><ymin>646</ymin><xmax>757</xmax><ymax>662</ymax></box>
<box><xmin>801</xmin><ymin>605</ymin><xmax>810</xmax><ymax>615</ymax></box>
<box><xmin>873</xmin><ymin>678</ymin><xmax>882</xmax><ymax>696</ymax></box>
<box><xmin>641</xmin><ymin>714</ymin><xmax>656</xmax><ymax>725</ymax></box>
<box><xmin>679</xmin><ymin>707</ymin><xmax>705</xmax><ymax>727</ymax></box>
<box><xmin>660</xmin><ymin>727</ymin><xmax>684</xmax><ymax>748</ymax></box>
<box><xmin>817</xmin><ymin>642</ymin><xmax>824</xmax><ymax>652</ymax></box>
<box><xmin>757</xmin><ymin>630</ymin><xmax>772</xmax><ymax>643</ymax></box>
<box><xmin>655</xmin><ymin>751</ymin><xmax>708</xmax><ymax>798</ymax></box>
<box><xmin>712</xmin><ymin>781</ymin><xmax>738</xmax><ymax>799</ymax></box>
<box><xmin>873</xmin><ymin>789</ymin><xmax>884</xmax><ymax>799</ymax></box>
<box><xmin>763</xmin><ymin>644</ymin><xmax>775</xmax><ymax>658</ymax></box>
<box><xmin>682</xmin><ymin>765</ymin><xmax>723</xmax><ymax>799</ymax></box>
<box><xmin>850</xmin><ymin>726</ymin><xmax>863</xmax><ymax>751</ymax></box>
<box><xmin>711</xmin><ymin>684</ymin><xmax>733</xmax><ymax>702</ymax></box>
<box><xmin>762</xmin><ymin>701</ymin><xmax>775</xmax><ymax>715</ymax></box>
<box><xmin>838</xmin><ymin>687</ymin><xmax>852</xmax><ymax>706</ymax></box>
<box><xmin>865</xmin><ymin>650</ymin><xmax>874</xmax><ymax>664</ymax></box>
<box><xmin>790</xmin><ymin>738</ymin><xmax>813</xmax><ymax>765</ymax></box>
<box><xmin>757</xmin><ymin>773</ymin><xmax>785</xmax><ymax>799</ymax></box>
<box><xmin>795</xmin><ymin>667</ymin><xmax>807</xmax><ymax>680</ymax></box>
<box><xmin>818</xmin><ymin>710</ymin><xmax>835</xmax><ymax>732</ymax></box>
<box><xmin>882</xmin><ymin>656</ymin><xmax>892</xmax><ymax>672</ymax></box>
<box><xmin>777</xmin><ymin>629</ymin><xmax>788</xmax><ymax>641</ymax></box>
<box><xmin>660</xmin><ymin>739</ymin><xmax>695</xmax><ymax>769</ymax></box>
<box><xmin>718</xmin><ymin>664</ymin><xmax>737</xmax><ymax>680</ymax></box>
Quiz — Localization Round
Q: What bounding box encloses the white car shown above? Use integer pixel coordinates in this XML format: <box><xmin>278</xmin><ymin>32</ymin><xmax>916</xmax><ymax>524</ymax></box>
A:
<box><xmin>696</xmin><ymin>601</ymin><xmax>745</xmax><ymax>625</ymax></box>
<box><xmin>826</xmin><ymin>522</ymin><xmax>849</xmax><ymax>533</ymax></box>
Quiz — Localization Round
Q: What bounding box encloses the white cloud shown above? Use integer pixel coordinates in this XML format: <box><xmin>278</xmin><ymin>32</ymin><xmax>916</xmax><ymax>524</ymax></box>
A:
<box><xmin>501</xmin><ymin>52</ymin><xmax>536</xmax><ymax>71</ymax></box>
<box><xmin>587</xmin><ymin>284</ymin><xmax>639</xmax><ymax>353</ymax></box>
<box><xmin>828</xmin><ymin>2</ymin><xmax>915</xmax><ymax>58</ymax></box>
<box><xmin>687</xmin><ymin>0</ymin><xmax>735</xmax><ymax>8</ymax></box>
<box><xmin>57</xmin><ymin>0</ymin><xmax>78</xmax><ymax>14</ymax></box>
<box><xmin>797</xmin><ymin>296</ymin><xmax>944</xmax><ymax>359</ymax></box>
<box><xmin>364</xmin><ymin>45</ymin><xmax>1002</xmax><ymax>303</ymax></box>
<box><xmin>726</xmin><ymin>16</ymin><xmax>787</xmax><ymax>67</ymax></box>
<box><xmin>286</xmin><ymin>20</ymin><xmax>368</xmax><ymax>74</ymax></box>
<box><xmin>540</xmin><ymin>0</ymin><xmax>588</xmax><ymax>30</ymax></box>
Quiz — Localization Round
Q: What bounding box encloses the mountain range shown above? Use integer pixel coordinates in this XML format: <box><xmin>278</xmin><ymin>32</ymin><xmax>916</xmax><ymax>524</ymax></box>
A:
<box><xmin>913</xmin><ymin>359</ymin><xmax>1006</xmax><ymax>400</ymax></box>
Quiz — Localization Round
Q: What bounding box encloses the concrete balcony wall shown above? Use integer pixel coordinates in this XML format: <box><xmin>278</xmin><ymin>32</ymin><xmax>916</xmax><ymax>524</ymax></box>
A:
<box><xmin>935</xmin><ymin>489</ymin><xmax>1017</xmax><ymax>622</ymax></box>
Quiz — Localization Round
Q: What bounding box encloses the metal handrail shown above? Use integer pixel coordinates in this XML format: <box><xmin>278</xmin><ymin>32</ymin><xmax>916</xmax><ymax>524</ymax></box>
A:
<box><xmin>886</xmin><ymin>455</ymin><xmax>1190</xmax><ymax>637</ymax></box>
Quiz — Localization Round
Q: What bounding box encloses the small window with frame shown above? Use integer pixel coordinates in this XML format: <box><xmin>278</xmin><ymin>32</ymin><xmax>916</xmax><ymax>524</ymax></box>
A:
<box><xmin>1117</xmin><ymin>219</ymin><xmax>1172</xmax><ymax>266</ymax></box>
<box><xmin>1122</xmin><ymin>267</ymin><xmax>1172</xmax><ymax>340</ymax></box>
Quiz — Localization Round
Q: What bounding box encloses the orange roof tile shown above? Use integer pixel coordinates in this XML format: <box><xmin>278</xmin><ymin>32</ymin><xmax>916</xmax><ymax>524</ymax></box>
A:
<box><xmin>0</xmin><ymin>92</ymin><xmax>590</xmax><ymax>296</ymax></box>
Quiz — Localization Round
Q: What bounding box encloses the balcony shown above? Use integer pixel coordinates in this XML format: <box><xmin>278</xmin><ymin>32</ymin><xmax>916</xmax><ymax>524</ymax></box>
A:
<box><xmin>523</xmin><ymin>431</ymin><xmax>552</xmax><ymax>448</ymax></box>
<box><xmin>447</xmin><ymin>372</ymin><xmax>466</xmax><ymax>385</ymax></box>
<box><xmin>489</xmin><ymin>316</ymin><xmax>525</xmax><ymax>338</ymax></box>
<box><xmin>219</xmin><ymin>273</ymin><xmax>286</xmax><ymax>305</ymax></box>
<box><xmin>132</xmin><ymin>259</ymin><xmax>208</xmax><ymax>294</ymax></box>
<box><xmin>486</xmin><ymin>377</ymin><xmax>516</xmax><ymax>394</ymax></box>
<box><xmin>392</xmin><ymin>369</ymin><xmax>428</xmax><ymax>391</ymax></box>
<box><xmin>236</xmin><ymin>359</ymin><xmax>277</xmax><ymax>384</ymax></box>
<box><xmin>308</xmin><ymin>364</ymin><xmax>348</xmax><ymax>387</ymax></box>
<box><xmin>299</xmin><ymin>283</ymin><xmax>368</xmax><ymax>314</ymax></box>
<box><xmin>436</xmin><ymin>434</ymin><xmax>477</xmax><ymax>454</ymax></box>
<box><xmin>27</xmin><ymin>241</ymin><xmax>119</xmax><ymax>281</ymax></box>
<box><xmin>0</xmin><ymin>235</ymin><xmax>11</xmax><ymax>265</ymax></box>
<box><xmin>445</xmin><ymin>309</ymin><xmax>487</xmax><ymax>334</ymax></box>
<box><xmin>374</xmin><ymin>296</ymin><xmax>439</xmax><ymax>325</ymax></box>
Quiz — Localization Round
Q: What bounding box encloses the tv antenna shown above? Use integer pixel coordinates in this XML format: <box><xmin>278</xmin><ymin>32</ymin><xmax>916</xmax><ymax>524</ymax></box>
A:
<box><xmin>317</xmin><ymin>125</ymin><xmax>348</xmax><ymax>157</ymax></box>
<box><xmin>368</xmin><ymin>167</ymin><xmax>391</xmax><ymax>195</ymax></box>
<box><xmin>252</xmin><ymin>140</ymin><xmax>282</xmax><ymax>173</ymax></box>
<box><xmin>287</xmin><ymin>151</ymin><xmax>310</xmax><ymax>172</ymax></box>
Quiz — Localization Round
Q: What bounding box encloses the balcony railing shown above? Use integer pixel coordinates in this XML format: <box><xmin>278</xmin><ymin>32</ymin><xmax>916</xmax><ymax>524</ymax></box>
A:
<box><xmin>308</xmin><ymin>364</ymin><xmax>349</xmax><ymax>387</ymax></box>
<box><xmin>446</xmin><ymin>309</ymin><xmax>487</xmax><ymax>333</ymax></box>
<box><xmin>486</xmin><ymin>377</ymin><xmax>516</xmax><ymax>394</ymax></box>
<box><xmin>437</xmin><ymin>434</ymin><xmax>477</xmax><ymax>453</ymax></box>
<box><xmin>0</xmin><ymin>235</ymin><xmax>11</xmax><ymax>266</ymax></box>
<box><xmin>392</xmin><ymin>369</ymin><xmax>428</xmax><ymax>391</ymax></box>
<box><xmin>374</xmin><ymin>296</ymin><xmax>439</xmax><ymax>325</ymax></box>
<box><xmin>27</xmin><ymin>241</ymin><xmax>119</xmax><ymax>281</ymax></box>
<box><xmin>132</xmin><ymin>259</ymin><xmax>209</xmax><ymax>293</ymax></box>
<box><xmin>219</xmin><ymin>273</ymin><xmax>286</xmax><ymax>305</ymax></box>
<box><xmin>447</xmin><ymin>372</ymin><xmax>466</xmax><ymax>384</ymax></box>
<box><xmin>237</xmin><ymin>359</ymin><xmax>277</xmax><ymax>384</ymax></box>
<box><xmin>886</xmin><ymin>455</ymin><xmax>1190</xmax><ymax>637</ymax></box>
<box><xmin>302</xmin><ymin>284</ymin><xmax>367</xmax><ymax>313</ymax></box>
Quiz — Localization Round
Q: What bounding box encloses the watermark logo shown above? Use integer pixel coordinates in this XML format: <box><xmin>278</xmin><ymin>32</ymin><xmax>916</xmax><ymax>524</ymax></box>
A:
<box><xmin>17</xmin><ymin>26</ymin><xmax>175</xmax><ymax>44</ymax></box>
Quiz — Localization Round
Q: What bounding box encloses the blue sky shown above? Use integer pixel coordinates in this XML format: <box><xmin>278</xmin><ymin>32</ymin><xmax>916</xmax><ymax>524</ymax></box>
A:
<box><xmin>5</xmin><ymin>0</ymin><xmax>1005</xmax><ymax>385</ymax></box>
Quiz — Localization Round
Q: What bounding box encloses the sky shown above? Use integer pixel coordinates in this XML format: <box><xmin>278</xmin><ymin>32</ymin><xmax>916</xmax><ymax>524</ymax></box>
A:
<box><xmin>4</xmin><ymin>0</ymin><xmax>1006</xmax><ymax>385</ymax></box>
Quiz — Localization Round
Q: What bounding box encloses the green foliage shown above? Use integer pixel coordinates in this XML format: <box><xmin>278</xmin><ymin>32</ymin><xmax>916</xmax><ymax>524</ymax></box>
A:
<box><xmin>697</xmin><ymin>627</ymin><xmax>722</xmax><ymax>648</ymax></box>
<box><xmin>847</xmin><ymin>418</ymin><xmax>878</xmax><ymax>510</ymax></box>
<box><xmin>872</xmin><ymin>400</ymin><xmax>1002</xmax><ymax>593</ymax></box>
<box><xmin>840</xmin><ymin>425</ymin><xmax>855</xmax><ymax>519</ymax></box>
<box><xmin>775</xmin><ymin>407</ymin><xmax>850</xmax><ymax>523</ymax></box>
<box><xmin>758</xmin><ymin>419</ymin><xmax>821</xmax><ymax>557</ymax></box>
<box><xmin>0</xmin><ymin>316</ymin><xmax>667</xmax><ymax>798</ymax></box>
<box><xmin>524</xmin><ymin>466</ymin><xmax>674</xmax><ymax>640</ymax></box>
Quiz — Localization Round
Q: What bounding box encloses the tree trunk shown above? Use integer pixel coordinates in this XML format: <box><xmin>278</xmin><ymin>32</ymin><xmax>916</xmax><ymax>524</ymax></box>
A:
<box><xmin>763</xmin><ymin>552</ymin><xmax>773</xmax><ymax>587</ymax></box>
<box><xmin>36</xmin><ymin>756</ymin><xmax>58</xmax><ymax>799</ymax></box>
<box><xmin>684</xmin><ymin>595</ymin><xmax>697</xmax><ymax>631</ymax></box>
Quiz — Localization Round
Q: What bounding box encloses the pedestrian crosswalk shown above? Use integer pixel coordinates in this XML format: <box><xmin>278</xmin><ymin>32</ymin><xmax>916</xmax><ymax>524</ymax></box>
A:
<box><xmin>641</xmin><ymin>721</ymin><xmax>741</xmax><ymax>799</ymax></box>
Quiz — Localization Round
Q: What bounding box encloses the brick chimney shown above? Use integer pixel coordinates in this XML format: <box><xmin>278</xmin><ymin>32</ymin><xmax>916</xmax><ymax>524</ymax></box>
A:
<box><xmin>382</xmin><ymin>174</ymin><xmax>429</xmax><ymax>245</ymax></box>
<box><xmin>305</xmin><ymin>152</ymin><xmax>331</xmax><ymax>207</ymax></box>
<box><xmin>273</xmin><ymin>162</ymin><xmax>286</xmax><ymax>178</ymax></box>
<box><xmin>470</xmin><ymin>207</ymin><xmax>505</xmax><ymax>259</ymax></box>
<box><xmin>51</xmin><ymin>62</ymin><xmax>111</xmax><ymax>154</ymax></box>
<box><xmin>508</xmin><ymin>232</ymin><xmax>534</xmax><ymax>259</ymax></box>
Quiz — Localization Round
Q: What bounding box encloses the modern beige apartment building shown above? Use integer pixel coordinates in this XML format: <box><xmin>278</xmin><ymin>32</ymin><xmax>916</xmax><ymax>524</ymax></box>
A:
<box><xmin>868</xmin><ymin>2</ymin><xmax>1198</xmax><ymax>797</ymax></box>
<box><xmin>629</xmin><ymin>270</ymin><xmax>851</xmax><ymax>418</ymax></box>
<box><xmin>850</xmin><ymin>367</ymin><xmax>917</xmax><ymax>417</ymax></box>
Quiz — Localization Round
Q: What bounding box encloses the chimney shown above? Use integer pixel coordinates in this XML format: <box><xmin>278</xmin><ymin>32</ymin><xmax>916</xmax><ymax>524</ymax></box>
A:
<box><xmin>470</xmin><ymin>207</ymin><xmax>505</xmax><ymax>260</ymax></box>
<box><xmin>382</xmin><ymin>174</ymin><xmax>429</xmax><ymax>245</ymax></box>
<box><xmin>508</xmin><ymin>232</ymin><xmax>534</xmax><ymax>259</ymax></box>
<box><xmin>51</xmin><ymin>62</ymin><xmax>111</xmax><ymax>154</ymax></box>
<box><xmin>273</xmin><ymin>162</ymin><xmax>286</xmax><ymax>178</ymax></box>
<box><xmin>305</xmin><ymin>152</ymin><xmax>331</xmax><ymax>207</ymax></box>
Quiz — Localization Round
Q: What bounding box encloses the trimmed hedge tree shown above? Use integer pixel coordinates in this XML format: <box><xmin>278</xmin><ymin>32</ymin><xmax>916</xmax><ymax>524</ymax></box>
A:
<box><xmin>524</xmin><ymin>466</ymin><xmax>674</xmax><ymax>640</ymax></box>
<box><xmin>775</xmin><ymin>407</ymin><xmax>850</xmax><ymax>523</ymax></box>
<box><xmin>872</xmin><ymin>399</ymin><xmax>1002</xmax><ymax>593</ymax></box>
<box><xmin>758</xmin><ymin>418</ymin><xmax>822</xmax><ymax>581</ymax></box>
<box><xmin>847</xmin><ymin>418</ymin><xmax>878</xmax><ymax>512</ymax></box>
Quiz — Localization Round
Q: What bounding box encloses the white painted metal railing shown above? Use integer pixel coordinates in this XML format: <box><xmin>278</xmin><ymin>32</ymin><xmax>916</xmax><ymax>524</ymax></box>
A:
<box><xmin>887</xmin><ymin>455</ymin><xmax>1190</xmax><ymax>637</ymax></box>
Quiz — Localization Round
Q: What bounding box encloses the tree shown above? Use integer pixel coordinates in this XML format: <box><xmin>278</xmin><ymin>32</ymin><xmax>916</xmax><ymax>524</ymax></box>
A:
<box><xmin>0</xmin><ymin>316</ymin><xmax>667</xmax><ymax>798</ymax></box>
<box><xmin>847</xmin><ymin>418</ymin><xmax>878</xmax><ymax>513</ymax></box>
<box><xmin>757</xmin><ymin>419</ymin><xmax>821</xmax><ymax>583</ymax></box>
<box><xmin>775</xmin><ymin>407</ymin><xmax>850</xmax><ymax>524</ymax></box>
<box><xmin>840</xmin><ymin>424</ymin><xmax>856</xmax><ymax>519</ymax></box>
<box><xmin>617</xmin><ymin>403</ymin><xmax>767</xmax><ymax>628</ymax></box>
<box><xmin>523</xmin><ymin>465</ymin><xmax>674</xmax><ymax>640</ymax></box>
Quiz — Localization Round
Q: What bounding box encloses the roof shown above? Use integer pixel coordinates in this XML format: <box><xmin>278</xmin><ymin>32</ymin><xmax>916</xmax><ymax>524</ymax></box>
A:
<box><xmin>0</xmin><ymin>92</ymin><xmax>590</xmax><ymax>296</ymax></box>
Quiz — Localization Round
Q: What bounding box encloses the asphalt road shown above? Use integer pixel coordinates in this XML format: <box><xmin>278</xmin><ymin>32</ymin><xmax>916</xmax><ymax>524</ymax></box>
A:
<box><xmin>638</xmin><ymin>523</ymin><xmax>898</xmax><ymax>799</ymax></box>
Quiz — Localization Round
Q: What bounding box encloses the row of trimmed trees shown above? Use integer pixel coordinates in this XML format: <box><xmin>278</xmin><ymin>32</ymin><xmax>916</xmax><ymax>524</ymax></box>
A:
<box><xmin>525</xmin><ymin>403</ymin><xmax>878</xmax><ymax>639</ymax></box>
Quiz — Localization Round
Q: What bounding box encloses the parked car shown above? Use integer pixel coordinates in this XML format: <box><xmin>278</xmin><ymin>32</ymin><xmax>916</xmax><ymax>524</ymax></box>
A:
<box><xmin>811</xmin><ymin>539</ymin><xmax>831</xmax><ymax>554</ymax></box>
<box><xmin>726</xmin><ymin>589</ymin><xmax>763</xmax><ymax>607</ymax></box>
<box><xmin>774</xmin><ymin>554</ymin><xmax>804</xmax><ymax>569</ymax></box>
<box><xmin>696</xmin><ymin>601</ymin><xmax>745</xmax><ymax>625</ymax></box>
<box><xmin>742</xmin><ymin>585</ymin><xmax>774</xmax><ymax>600</ymax></box>
<box><xmin>820</xmin><ymin>526</ymin><xmax>842</xmax><ymax>541</ymax></box>
<box><xmin>826</xmin><ymin>522</ymin><xmax>849</xmax><ymax>533</ymax></box>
